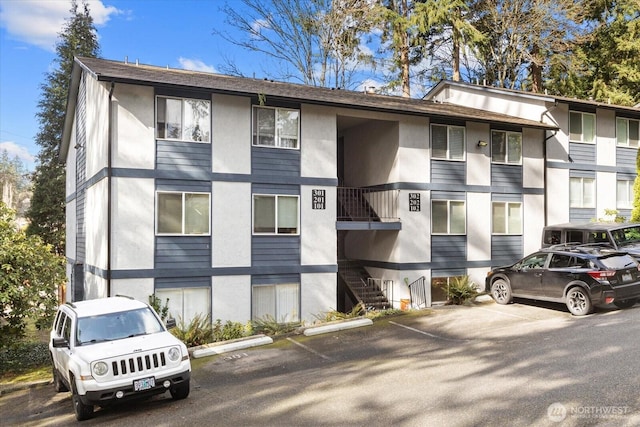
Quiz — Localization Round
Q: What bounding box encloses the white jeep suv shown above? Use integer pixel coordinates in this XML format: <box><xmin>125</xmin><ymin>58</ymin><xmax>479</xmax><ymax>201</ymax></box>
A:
<box><xmin>49</xmin><ymin>296</ymin><xmax>191</xmax><ymax>421</ymax></box>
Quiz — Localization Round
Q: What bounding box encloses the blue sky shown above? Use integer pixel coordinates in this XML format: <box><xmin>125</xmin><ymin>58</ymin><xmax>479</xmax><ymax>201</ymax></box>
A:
<box><xmin>1</xmin><ymin>0</ymin><xmax>383</xmax><ymax>172</ymax></box>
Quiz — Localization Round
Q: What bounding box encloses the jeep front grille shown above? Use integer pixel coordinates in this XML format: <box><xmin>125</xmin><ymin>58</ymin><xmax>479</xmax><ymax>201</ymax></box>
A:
<box><xmin>111</xmin><ymin>352</ymin><xmax>167</xmax><ymax>376</ymax></box>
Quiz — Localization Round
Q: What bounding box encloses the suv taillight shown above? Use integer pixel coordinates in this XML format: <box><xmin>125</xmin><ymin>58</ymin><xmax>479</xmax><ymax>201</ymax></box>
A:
<box><xmin>588</xmin><ymin>270</ymin><xmax>616</xmax><ymax>281</ymax></box>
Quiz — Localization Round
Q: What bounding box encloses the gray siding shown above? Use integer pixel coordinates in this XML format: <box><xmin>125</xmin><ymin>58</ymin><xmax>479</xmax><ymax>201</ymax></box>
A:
<box><xmin>157</xmin><ymin>140</ymin><xmax>211</xmax><ymax>173</ymax></box>
<box><xmin>569</xmin><ymin>142</ymin><xmax>596</xmax><ymax>163</ymax></box>
<box><xmin>75</xmin><ymin>73</ymin><xmax>87</xmax><ymax>263</ymax></box>
<box><xmin>431</xmin><ymin>235</ymin><xmax>467</xmax><ymax>263</ymax></box>
<box><xmin>431</xmin><ymin>191</ymin><xmax>465</xmax><ymax>201</ymax></box>
<box><xmin>155</xmin><ymin>276</ymin><xmax>211</xmax><ymax>289</ymax></box>
<box><xmin>156</xmin><ymin>179</ymin><xmax>211</xmax><ymax>193</ymax></box>
<box><xmin>617</xmin><ymin>147</ymin><xmax>637</xmax><ymax>168</ymax></box>
<box><xmin>491</xmin><ymin>164</ymin><xmax>522</xmax><ymax>190</ymax></box>
<box><xmin>491</xmin><ymin>235</ymin><xmax>523</xmax><ymax>265</ymax></box>
<box><xmin>570</xmin><ymin>208</ymin><xmax>596</xmax><ymax>222</ymax></box>
<box><xmin>252</xmin><ymin>274</ymin><xmax>299</xmax><ymax>285</ymax></box>
<box><xmin>491</xmin><ymin>193</ymin><xmax>523</xmax><ymax>202</ymax></box>
<box><xmin>431</xmin><ymin>268</ymin><xmax>466</xmax><ymax>278</ymax></box>
<box><xmin>431</xmin><ymin>160</ymin><xmax>465</xmax><ymax>185</ymax></box>
<box><xmin>252</xmin><ymin>236</ymin><xmax>301</xmax><ymax>267</ymax></box>
<box><xmin>252</xmin><ymin>147</ymin><xmax>300</xmax><ymax>177</ymax></box>
<box><xmin>155</xmin><ymin>236</ymin><xmax>211</xmax><ymax>269</ymax></box>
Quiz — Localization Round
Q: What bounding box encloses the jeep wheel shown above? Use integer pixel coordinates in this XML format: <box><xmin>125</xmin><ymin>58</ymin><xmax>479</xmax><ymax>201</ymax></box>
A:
<box><xmin>71</xmin><ymin>379</ymin><xmax>94</xmax><ymax>421</ymax></box>
<box><xmin>170</xmin><ymin>380</ymin><xmax>190</xmax><ymax>400</ymax></box>
<box><xmin>51</xmin><ymin>364</ymin><xmax>68</xmax><ymax>393</ymax></box>
<box><xmin>613</xmin><ymin>298</ymin><xmax>637</xmax><ymax>309</ymax></box>
<box><xmin>490</xmin><ymin>279</ymin><xmax>513</xmax><ymax>305</ymax></box>
<box><xmin>566</xmin><ymin>287</ymin><xmax>593</xmax><ymax>316</ymax></box>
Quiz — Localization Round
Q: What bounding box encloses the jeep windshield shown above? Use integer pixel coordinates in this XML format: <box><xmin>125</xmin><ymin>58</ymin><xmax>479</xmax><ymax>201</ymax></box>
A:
<box><xmin>611</xmin><ymin>225</ymin><xmax>640</xmax><ymax>248</ymax></box>
<box><xmin>76</xmin><ymin>307</ymin><xmax>165</xmax><ymax>345</ymax></box>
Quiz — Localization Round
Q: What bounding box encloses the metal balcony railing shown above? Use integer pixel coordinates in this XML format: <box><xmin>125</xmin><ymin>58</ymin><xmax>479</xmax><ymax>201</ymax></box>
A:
<box><xmin>337</xmin><ymin>187</ymin><xmax>399</xmax><ymax>222</ymax></box>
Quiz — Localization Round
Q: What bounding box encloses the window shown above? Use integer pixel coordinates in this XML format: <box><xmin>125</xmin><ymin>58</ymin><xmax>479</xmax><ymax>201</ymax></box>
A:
<box><xmin>157</xmin><ymin>192</ymin><xmax>210</xmax><ymax>235</ymax></box>
<box><xmin>253</xmin><ymin>194</ymin><xmax>299</xmax><ymax>234</ymax></box>
<box><xmin>156</xmin><ymin>96</ymin><xmax>211</xmax><ymax>142</ymax></box>
<box><xmin>155</xmin><ymin>287</ymin><xmax>210</xmax><ymax>325</ymax></box>
<box><xmin>569</xmin><ymin>177</ymin><xmax>595</xmax><ymax>208</ymax></box>
<box><xmin>491</xmin><ymin>130</ymin><xmax>522</xmax><ymax>164</ymax></box>
<box><xmin>253</xmin><ymin>106</ymin><xmax>299</xmax><ymax>148</ymax></box>
<box><xmin>431</xmin><ymin>276</ymin><xmax>466</xmax><ymax>303</ymax></box>
<box><xmin>617</xmin><ymin>180</ymin><xmax>633</xmax><ymax>209</ymax></box>
<box><xmin>432</xmin><ymin>200</ymin><xmax>465</xmax><ymax>234</ymax></box>
<box><xmin>431</xmin><ymin>124</ymin><xmax>465</xmax><ymax>160</ymax></box>
<box><xmin>569</xmin><ymin>111</ymin><xmax>595</xmax><ymax>143</ymax></box>
<box><xmin>617</xmin><ymin>118</ymin><xmax>640</xmax><ymax>147</ymax></box>
<box><xmin>252</xmin><ymin>283</ymin><xmax>299</xmax><ymax>322</ymax></box>
<box><xmin>492</xmin><ymin>202</ymin><xmax>522</xmax><ymax>234</ymax></box>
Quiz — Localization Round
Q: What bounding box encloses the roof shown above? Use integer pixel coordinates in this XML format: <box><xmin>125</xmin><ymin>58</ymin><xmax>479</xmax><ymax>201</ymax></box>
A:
<box><xmin>66</xmin><ymin>296</ymin><xmax>147</xmax><ymax>317</ymax></box>
<box><xmin>60</xmin><ymin>57</ymin><xmax>559</xmax><ymax>160</ymax></box>
<box><xmin>425</xmin><ymin>80</ymin><xmax>640</xmax><ymax>116</ymax></box>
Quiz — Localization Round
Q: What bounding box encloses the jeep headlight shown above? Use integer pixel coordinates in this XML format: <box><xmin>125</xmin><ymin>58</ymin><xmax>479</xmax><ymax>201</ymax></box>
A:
<box><xmin>92</xmin><ymin>361</ymin><xmax>109</xmax><ymax>377</ymax></box>
<box><xmin>167</xmin><ymin>346</ymin><xmax>181</xmax><ymax>362</ymax></box>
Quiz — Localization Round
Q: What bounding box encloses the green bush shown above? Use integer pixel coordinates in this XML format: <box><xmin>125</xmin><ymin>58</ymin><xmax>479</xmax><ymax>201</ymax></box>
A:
<box><xmin>212</xmin><ymin>319</ymin><xmax>251</xmax><ymax>342</ymax></box>
<box><xmin>316</xmin><ymin>302</ymin><xmax>366</xmax><ymax>322</ymax></box>
<box><xmin>148</xmin><ymin>294</ymin><xmax>170</xmax><ymax>321</ymax></box>
<box><xmin>170</xmin><ymin>314</ymin><xmax>213</xmax><ymax>347</ymax></box>
<box><xmin>0</xmin><ymin>341</ymin><xmax>50</xmax><ymax>374</ymax></box>
<box><xmin>251</xmin><ymin>314</ymin><xmax>301</xmax><ymax>336</ymax></box>
<box><xmin>442</xmin><ymin>276</ymin><xmax>479</xmax><ymax>305</ymax></box>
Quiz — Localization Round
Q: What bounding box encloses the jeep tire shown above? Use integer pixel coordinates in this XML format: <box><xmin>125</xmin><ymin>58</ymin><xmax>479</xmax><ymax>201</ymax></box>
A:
<box><xmin>170</xmin><ymin>379</ymin><xmax>190</xmax><ymax>400</ymax></box>
<box><xmin>71</xmin><ymin>378</ymin><xmax>94</xmax><ymax>421</ymax></box>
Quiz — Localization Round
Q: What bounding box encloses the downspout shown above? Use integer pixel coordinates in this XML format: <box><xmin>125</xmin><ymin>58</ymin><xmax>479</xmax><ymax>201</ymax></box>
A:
<box><xmin>541</xmin><ymin>101</ymin><xmax>559</xmax><ymax>226</ymax></box>
<box><xmin>107</xmin><ymin>81</ymin><xmax>115</xmax><ymax>296</ymax></box>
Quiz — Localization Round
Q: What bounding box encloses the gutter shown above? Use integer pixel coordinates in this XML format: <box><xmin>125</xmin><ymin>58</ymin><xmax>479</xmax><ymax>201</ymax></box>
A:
<box><xmin>540</xmin><ymin>101</ymin><xmax>559</xmax><ymax>227</ymax></box>
<box><xmin>107</xmin><ymin>82</ymin><xmax>114</xmax><ymax>296</ymax></box>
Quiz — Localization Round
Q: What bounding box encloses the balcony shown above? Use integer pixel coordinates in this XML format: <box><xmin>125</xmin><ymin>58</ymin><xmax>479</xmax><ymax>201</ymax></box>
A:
<box><xmin>337</xmin><ymin>187</ymin><xmax>401</xmax><ymax>230</ymax></box>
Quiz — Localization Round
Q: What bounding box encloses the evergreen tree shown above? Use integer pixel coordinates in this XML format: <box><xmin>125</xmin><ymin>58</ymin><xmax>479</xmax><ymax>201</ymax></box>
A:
<box><xmin>26</xmin><ymin>0</ymin><xmax>99</xmax><ymax>255</ymax></box>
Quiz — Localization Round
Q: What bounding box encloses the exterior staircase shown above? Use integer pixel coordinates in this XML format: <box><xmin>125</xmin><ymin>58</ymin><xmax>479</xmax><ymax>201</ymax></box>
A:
<box><xmin>338</xmin><ymin>260</ymin><xmax>390</xmax><ymax>310</ymax></box>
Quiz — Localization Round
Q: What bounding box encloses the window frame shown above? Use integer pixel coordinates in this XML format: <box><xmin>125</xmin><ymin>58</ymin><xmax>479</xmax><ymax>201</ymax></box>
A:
<box><xmin>569</xmin><ymin>177</ymin><xmax>596</xmax><ymax>208</ymax></box>
<box><xmin>252</xmin><ymin>106</ymin><xmax>300</xmax><ymax>149</ymax></box>
<box><xmin>252</xmin><ymin>194</ymin><xmax>300</xmax><ymax>235</ymax></box>
<box><xmin>431</xmin><ymin>200</ymin><xmax>466</xmax><ymax>235</ymax></box>
<box><xmin>156</xmin><ymin>191</ymin><xmax>211</xmax><ymax>236</ymax></box>
<box><xmin>617</xmin><ymin>179</ymin><xmax>633</xmax><ymax>209</ymax></box>
<box><xmin>154</xmin><ymin>287</ymin><xmax>211</xmax><ymax>325</ymax></box>
<box><xmin>616</xmin><ymin>117</ymin><xmax>640</xmax><ymax>148</ymax></box>
<box><xmin>569</xmin><ymin>111</ymin><xmax>596</xmax><ymax>144</ymax></box>
<box><xmin>251</xmin><ymin>282</ymin><xmax>300</xmax><ymax>323</ymax></box>
<box><xmin>491</xmin><ymin>130</ymin><xmax>522</xmax><ymax>165</ymax></box>
<box><xmin>156</xmin><ymin>95</ymin><xmax>211</xmax><ymax>143</ymax></box>
<box><xmin>491</xmin><ymin>201</ymin><xmax>522</xmax><ymax>235</ymax></box>
<box><xmin>430</xmin><ymin>124</ymin><xmax>466</xmax><ymax>161</ymax></box>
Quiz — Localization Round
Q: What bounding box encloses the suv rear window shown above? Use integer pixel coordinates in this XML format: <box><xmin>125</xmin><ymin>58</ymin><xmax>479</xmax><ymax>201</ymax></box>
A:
<box><xmin>599</xmin><ymin>254</ymin><xmax>637</xmax><ymax>269</ymax></box>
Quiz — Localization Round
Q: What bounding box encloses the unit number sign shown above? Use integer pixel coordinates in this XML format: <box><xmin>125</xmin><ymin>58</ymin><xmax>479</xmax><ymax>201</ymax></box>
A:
<box><xmin>409</xmin><ymin>193</ymin><xmax>421</xmax><ymax>212</ymax></box>
<box><xmin>312</xmin><ymin>189</ymin><xmax>326</xmax><ymax>210</ymax></box>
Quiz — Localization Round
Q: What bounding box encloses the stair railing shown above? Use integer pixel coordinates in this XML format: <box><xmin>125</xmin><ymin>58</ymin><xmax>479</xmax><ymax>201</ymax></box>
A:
<box><xmin>407</xmin><ymin>276</ymin><xmax>428</xmax><ymax>309</ymax></box>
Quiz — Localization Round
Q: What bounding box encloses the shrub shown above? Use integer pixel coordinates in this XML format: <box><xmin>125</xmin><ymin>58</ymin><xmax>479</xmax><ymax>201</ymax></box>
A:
<box><xmin>148</xmin><ymin>294</ymin><xmax>170</xmax><ymax>321</ymax></box>
<box><xmin>315</xmin><ymin>302</ymin><xmax>366</xmax><ymax>323</ymax></box>
<box><xmin>212</xmin><ymin>319</ymin><xmax>251</xmax><ymax>342</ymax></box>
<box><xmin>170</xmin><ymin>314</ymin><xmax>213</xmax><ymax>347</ymax></box>
<box><xmin>442</xmin><ymin>276</ymin><xmax>479</xmax><ymax>305</ymax></box>
<box><xmin>0</xmin><ymin>341</ymin><xmax>50</xmax><ymax>375</ymax></box>
<box><xmin>251</xmin><ymin>314</ymin><xmax>301</xmax><ymax>336</ymax></box>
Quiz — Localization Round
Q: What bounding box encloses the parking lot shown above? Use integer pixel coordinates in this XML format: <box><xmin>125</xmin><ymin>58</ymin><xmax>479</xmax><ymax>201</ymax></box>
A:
<box><xmin>4</xmin><ymin>299</ymin><xmax>640</xmax><ymax>426</ymax></box>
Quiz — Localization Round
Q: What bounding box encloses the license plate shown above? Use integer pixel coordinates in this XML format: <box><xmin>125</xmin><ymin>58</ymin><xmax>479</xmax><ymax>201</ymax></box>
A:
<box><xmin>134</xmin><ymin>377</ymin><xmax>155</xmax><ymax>392</ymax></box>
<box><xmin>622</xmin><ymin>273</ymin><xmax>632</xmax><ymax>282</ymax></box>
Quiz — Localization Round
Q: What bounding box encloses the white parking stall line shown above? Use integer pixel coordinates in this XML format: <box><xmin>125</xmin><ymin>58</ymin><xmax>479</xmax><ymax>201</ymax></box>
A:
<box><xmin>389</xmin><ymin>321</ymin><xmax>470</xmax><ymax>342</ymax></box>
<box><xmin>286</xmin><ymin>337</ymin><xmax>333</xmax><ymax>361</ymax></box>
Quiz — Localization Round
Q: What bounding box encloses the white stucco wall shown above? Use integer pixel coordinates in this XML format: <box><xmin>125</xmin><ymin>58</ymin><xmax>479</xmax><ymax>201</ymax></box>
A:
<box><xmin>85</xmin><ymin>177</ymin><xmax>108</xmax><ymax>270</ymax></box>
<box><xmin>547</xmin><ymin>103</ymin><xmax>570</xmax><ymax>162</ymax></box>
<box><xmin>212</xmin><ymin>181</ymin><xmax>251</xmax><ymax>267</ymax></box>
<box><xmin>523</xmin><ymin>193</ymin><xmax>545</xmax><ymax>253</ymax></box>
<box><xmin>111</xmin><ymin>278</ymin><xmax>154</xmax><ymax>301</ymax></box>
<box><xmin>84</xmin><ymin>78</ymin><xmax>110</xmax><ymax>178</ymax></box>
<box><xmin>111</xmin><ymin>177</ymin><xmax>155</xmax><ymax>269</ymax></box>
<box><xmin>112</xmin><ymin>84</ymin><xmax>155</xmax><ymax>169</ymax></box>
<box><xmin>301</xmin><ymin>104</ymin><xmax>336</xmax><ymax>179</ymax></box>
<box><xmin>398</xmin><ymin>117</ymin><xmax>430</xmax><ymax>183</ymax></box>
<box><xmin>84</xmin><ymin>271</ymin><xmax>107</xmax><ymax>300</ymax></box>
<box><xmin>212</xmin><ymin>94</ymin><xmax>251</xmax><ymax>174</ymax></box>
<box><xmin>596</xmin><ymin>108</ymin><xmax>617</xmax><ymax>167</ymax></box>
<box><xmin>466</xmin><ymin>192</ymin><xmax>491</xmax><ymax>261</ymax></box>
<box><xmin>466</xmin><ymin>121</ymin><xmax>491</xmax><ymax>186</ymax></box>
<box><xmin>522</xmin><ymin>128</ymin><xmax>545</xmax><ymax>188</ymax></box>
<box><xmin>301</xmin><ymin>272</ymin><xmax>336</xmax><ymax>321</ymax></box>
<box><xmin>301</xmin><ymin>185</ymin><xmax>336</xmax><ymax>266</ymax></box>
<box><xmin>212</xmin><ymin>275</ymin><xmax>251</xmax><ymax>323</ymax></box>
<box><xmin>597</xmin><ymin>171</ymin><xmax>618</xmax><ymax>218</ymax></box>
<box><xmin>546</xmin><ymin>168</ymin><xmax>570</xmax><ymax>224</ymax></box>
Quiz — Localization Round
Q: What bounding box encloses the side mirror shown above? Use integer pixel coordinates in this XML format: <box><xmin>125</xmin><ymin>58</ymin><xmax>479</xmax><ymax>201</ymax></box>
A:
<box><xmin>52</xmin><ymin>337</ymin><xmax>69</xmax><ymax>348</ymax></box>
<box><xmin>165</xmin><ymin>318</ymin><xmax>176</xmax><ymax>329</ymax></box>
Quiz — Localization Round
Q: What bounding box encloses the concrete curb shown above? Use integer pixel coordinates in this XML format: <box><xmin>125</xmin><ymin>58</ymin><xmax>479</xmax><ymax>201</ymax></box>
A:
<box><xmin>0</xmin><ymin>379</ymin><xmax>52</xmax><ymax>397</ymax></box>
<box><xmin>303</xmin><ymin>317</ymin><xmax>373</xmax><ymax>336</ymax></box>
<box><xmin>190</xmin><ymin>334</ymin><xmax>274</xmax><ymax>359</ymax></box>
